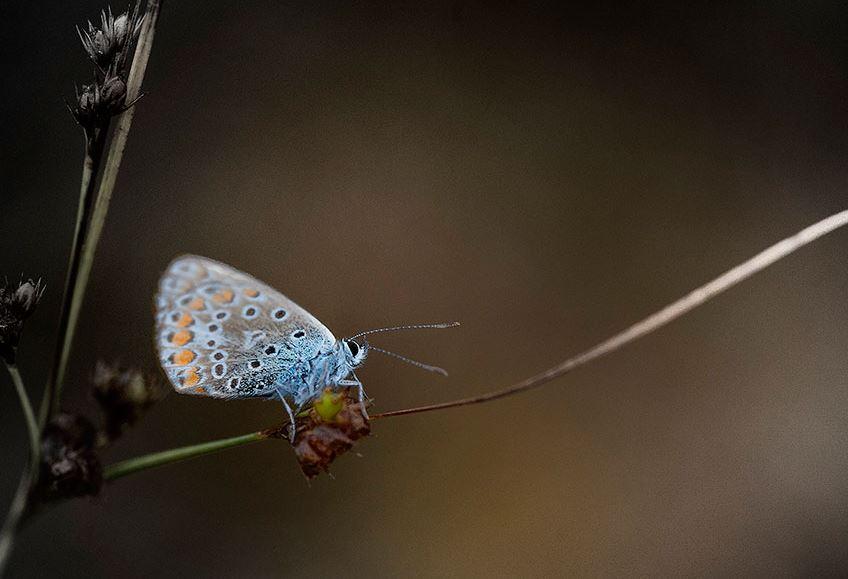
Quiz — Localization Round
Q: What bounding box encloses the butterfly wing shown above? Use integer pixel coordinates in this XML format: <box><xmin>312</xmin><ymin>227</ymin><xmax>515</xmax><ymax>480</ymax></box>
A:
<box><xmin>155</xmin><ymin>255</ymin><xmax>336</xmax><ymax>399</ymax></box>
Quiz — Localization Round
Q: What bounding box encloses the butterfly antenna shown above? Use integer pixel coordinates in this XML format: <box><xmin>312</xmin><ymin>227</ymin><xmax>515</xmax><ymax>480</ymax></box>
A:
<box><xmin>367</xmin><ymin>346</ymin><xmax>449</xmax><ymax>377</ymax></box>
<box><xmin>348</xmin><ymin>321</ymin><xmax>459</xmax><ymax>340</ymax></box>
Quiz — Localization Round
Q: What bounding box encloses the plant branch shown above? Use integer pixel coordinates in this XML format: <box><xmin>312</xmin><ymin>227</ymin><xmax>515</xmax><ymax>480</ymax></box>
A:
<box><xmin>44</xmin><ymin>0</ymin><xmax>164</xmax><ymax>418</ymax></box>
<box><xmin>100</xmin><ymin>210</ymin><xmax>848</xmax><ymax>480</ymax></box>
<box><xmin>0</xmin><ymin>467</ymin><xmax>35</xmax><ymax>576</ymax></box>
<box><xmin>104</xmin><ymin>429</ymin><xmax>275</xmax><ymax>482</ymax></box>
<box><xmin>43</xmin><ymin>129</ymin><xmax>108</xmax><ymax>424</ymax></box>
<box><xmin>371</xmin><ymin>209</ymin><xmax>848</xmax><ymax>419</ymax></box>
<box><xmin>5</xmin><ymin>363</ymin><xmax>39</xmax><ymax>463</ymax></box>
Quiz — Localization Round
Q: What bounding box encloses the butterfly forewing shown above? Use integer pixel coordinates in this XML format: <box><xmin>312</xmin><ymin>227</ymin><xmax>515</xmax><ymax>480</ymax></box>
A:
<box><xmin>155</xmin><ymin>255</ymin><xmax>336</xmax><ymax>399</ymax></box>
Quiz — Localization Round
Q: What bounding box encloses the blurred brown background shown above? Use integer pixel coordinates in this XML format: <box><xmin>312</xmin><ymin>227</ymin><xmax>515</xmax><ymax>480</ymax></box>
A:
<box><xmin>1</xmin><ymin>1</ymin><xmax>847</xmax><ymax>576</ymax></box>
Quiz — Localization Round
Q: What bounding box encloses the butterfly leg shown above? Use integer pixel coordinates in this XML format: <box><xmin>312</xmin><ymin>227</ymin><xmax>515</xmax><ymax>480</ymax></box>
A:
<box><xmin>339</xmin><ymin>375</ymin><xmax>369</xmax><ymax>418</ymax></box>
<box><xmin>349</xmin><ymin>372</ymin><xmax>369</xmax><ymax>420</ymax></box>
<box><xmin>278</xmin><ymin>395</ymin><xmax>297</xmax><ymax>442</ymax></box>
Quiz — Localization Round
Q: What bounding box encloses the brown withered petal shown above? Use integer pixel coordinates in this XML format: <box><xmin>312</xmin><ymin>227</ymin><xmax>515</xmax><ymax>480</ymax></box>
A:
<box><xmin>0</xmin><ymin>278</ymin><xmax>45</xmax><ymax>362</ymax></box>
<box><xmin>289</xmin><ymin>389</ymin><xmax>371</xmax><ymax>479</ymax></box>
<box><xmin>36</xmin><ymin>414</ymin><xmax>102</xmax><ymax>502</ymax></box>
<box><xmin>93</xmin><ymin>361</ymin><xmax>164</xmax><ymax>442</ymax></box>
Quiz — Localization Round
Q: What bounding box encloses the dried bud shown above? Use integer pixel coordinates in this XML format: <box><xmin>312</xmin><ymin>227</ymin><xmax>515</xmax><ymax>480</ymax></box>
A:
<box><xmin>37</xmin><ymin>414</ymin><xmax>102</xmax><ymax>502</ymax></box>
<box><xmin>99</xmin><ymin>75</ymin><xmax>127</xmax><ymax>113</ymax></box>
<box><xmin>0</xmin><ymin>278</ymin><xmax>45</xmax><ymax>363</ymax></box>
<box><xmin>77</xmin><ymin>7</ymin><xmax>142</xmax><ymax>69</ymax></box>
<box><xmin>291</xmin><ymin>389</ymin><xmax>371</xmax><ymax>479</ymax></box>
<box><xmin>93</xmin><ymin>361</ymin><xmax>164</xmax><ymax>442</ymax></box>
<box><xmin>70</xmin><ymin>75</ymin><xmax>127</xmax><ymax>129</ymax></box>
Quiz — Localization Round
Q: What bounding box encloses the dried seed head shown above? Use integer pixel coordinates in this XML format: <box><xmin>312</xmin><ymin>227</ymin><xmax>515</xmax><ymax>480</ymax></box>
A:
<box><xmin>290</xmin><ymin>389</ymin><xmax>371</xmax><ymax>479</ymax></box>
<box><xmin>99</xmin><ymin>75</ymin><xmax>127</xmax><ymax>112</ymax></box>
<box><xmin>70</xmin><ymin>75</ymin><xmax>127</xmax><ymax>130</ymax></box>
<box><xmin>93</xmin><ymin>361</ymin><xmax>164</xmax><ymax>442</ymax></box>
<box><xmin>37</xmin><ymin>414</ymin><xmax>103</xmax><ymax>502</ymax></box>
<box><xmin>0</xmin><ymin>278</ymin><xmax>45</xmax><ymax>363</ymax></box>
<box><xmin>77</xmin><ymin>6</ymin><xmax>142</xmax><ymax>70</ymax></box>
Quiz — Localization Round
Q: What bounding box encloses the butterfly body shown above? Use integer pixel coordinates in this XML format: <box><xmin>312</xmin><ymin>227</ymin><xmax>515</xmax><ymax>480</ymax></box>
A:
<box><xmin>155</xmin><ymin>255</ymin><xmax>368</xmax><ymax>408</ymax></box>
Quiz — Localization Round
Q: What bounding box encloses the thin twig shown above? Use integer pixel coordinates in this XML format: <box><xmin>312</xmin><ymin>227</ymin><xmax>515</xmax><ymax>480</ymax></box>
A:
<box><xmin>0</xmin><ymin>361</ymin><xmax>39</xmax><ymax>577</ymax></box>
<box><xmin>100</xmin><ymin>211</ymin><xmax>848</xmax><ymax>480</ymax></box>
<box><xmin>104</xmin><ymin>430</ymin><xmax>274</xmax><ymax>481</ymax></box>
<box><xmin>5</xmin><ymin>363</ymin><xmax>39</xmax><ymax>463</ymax></box>
<box><xmin>0</xmin><ymin>467</ymin><xmax>35</xmax><ymax>576</ymax></box>
<box><xmin>43</xmin><ymin>130</ymin><xmax>107</xmax><ymax>424</ymax></box>
<box><xmin>44</xmin><ymin>0</ymin><xmax>164</xmax><ymax>417</ymax></box>
<box><xmin>371</xmin><ymin>209</ymin><xmax>848</xmax><ymax>419</ymax></box>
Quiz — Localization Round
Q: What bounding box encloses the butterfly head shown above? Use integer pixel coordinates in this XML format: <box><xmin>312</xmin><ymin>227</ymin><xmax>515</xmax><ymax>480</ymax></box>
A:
<box><xmin>342</xmin><ymin>338</ymin><xmax>368</xmax><ymax>367</ymax></box>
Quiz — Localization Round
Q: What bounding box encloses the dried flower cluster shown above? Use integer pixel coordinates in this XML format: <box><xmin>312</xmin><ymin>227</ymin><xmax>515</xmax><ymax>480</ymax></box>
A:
<box><xmin>92</xmin><ymin>361</ymin><xmax>164</xmax><ymax>443</ymax></box>
<box><xmin>69</xmin><ymin>3</ymin><xmax>143</xmax><ymax>133</ymax></box>
<box><xmin>291</xmin><ymin>389</ymin><xmax>371</xmax><ymax>478</ymax></box>
<box><xmin>33</xmin><ymin>363</ymin><xmax>162</xmax><ymax>501</ymax></box>
<box><xmin>36</xmin><ymin>414</ymin><xmax>103</xmax><ymax>502</ymax></box>
<box><xmin>0</xmin><ymin>279</ymin><xmax>45</xmax><ymax>363</ymax></box>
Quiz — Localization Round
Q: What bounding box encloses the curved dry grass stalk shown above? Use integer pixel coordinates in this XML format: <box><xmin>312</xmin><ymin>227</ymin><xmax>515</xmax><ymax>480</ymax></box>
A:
<box><xmin>101</xmin><ymin>210</ymin><xmax>848</xmax><ymax>478</ymax></box>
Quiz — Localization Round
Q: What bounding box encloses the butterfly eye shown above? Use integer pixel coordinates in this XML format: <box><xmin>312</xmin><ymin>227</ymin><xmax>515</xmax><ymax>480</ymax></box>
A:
<box><xmin>346</xmin><ymin>340</ymin><xmax>359</xmax><ymax>357</ymax></box>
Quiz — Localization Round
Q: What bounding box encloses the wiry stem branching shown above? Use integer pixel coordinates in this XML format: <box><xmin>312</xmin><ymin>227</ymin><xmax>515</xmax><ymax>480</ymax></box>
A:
<box><xmin>5</xmin><ymin>363</ymin><xmax>39</xmax><ymax>463</ymax></box>
<box><xmin>0</xmin><ymin>363</ymin><xmax>38</xmax><ymax>577</ymax></box>
<box><xmin>43</xmin><ymin>129</ymin><xmax>108</xmax><ymax>424</ymax></box>
<box><xmin>100</xmin><ymin>210</ymin><xmax>848</xmax><ymax>479</ymax></box>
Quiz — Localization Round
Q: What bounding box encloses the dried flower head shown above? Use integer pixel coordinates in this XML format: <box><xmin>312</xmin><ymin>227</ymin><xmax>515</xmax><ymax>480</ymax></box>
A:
<box><xmin>77</xmin><ymin>5</ymin><xmax>143</xmax><ymax>71</ymax></box>
<box><xmin>70</xmin><ymin>74</ymin><xmax>128</xmax><ymax>130</ymax></box>
<box><xmin>93</xmin><ymin>361</ymin><xmax>164</xmax><ymax>442</ymax></box>
<box><xmin>37</xmin><ymin>414</ymin><xmax>103</xmax><ymax>502</ymax></box>
<box><xmin>291</xmin><ymin>389</ymin><xmax>371</xmax><ymax>479</ymax></box>
<box><xmin>0</xmin><ymin>278</ymin><xmax>45</xmax><ymax>363</ymax></box>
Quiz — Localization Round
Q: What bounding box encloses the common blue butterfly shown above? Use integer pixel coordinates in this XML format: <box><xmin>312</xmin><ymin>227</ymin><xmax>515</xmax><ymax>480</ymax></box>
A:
<box><xmin>155</xmin><ymin>255</ymin><xmax>456</xmax><ymax>438</ymax></box>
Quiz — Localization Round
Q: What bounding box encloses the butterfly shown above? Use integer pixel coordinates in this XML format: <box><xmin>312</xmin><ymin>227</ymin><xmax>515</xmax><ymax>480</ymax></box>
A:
<box><xmin>155</xmin><ymin>255</ymin><xmax>457</xmax><ymax>438</ymax></box>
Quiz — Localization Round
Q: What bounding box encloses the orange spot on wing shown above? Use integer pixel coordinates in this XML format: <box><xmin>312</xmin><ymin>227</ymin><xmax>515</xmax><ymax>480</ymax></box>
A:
<box><xmin>171</xmin><ymin>330</ymin><xmax>193</xmax><ymax>346</ymax></box>
<box><xmin>193</xmin><ymin>386</ymin><xmax>206</xmax><ymax>394</ymax></box>
<box><xmin>173</xmin><ymin>349</ymin><xmax>196</xmax><ymax>366</ymax></box>
<box><xmin>212</xmin><ymin>289</ymin><xmax>234</xmax><ymax>304</ymax></box>
<box><xmin>243</xmin><ymin>288</ymin><xmax>259</xmax><ymax>298</ymax></box>
<box><xmin>176</xmin><ymin>312</ymin><xmax>194</xmax><ymax>327</ymax></box>
<box><xmin>183</xmin><ymin>368</ymin><xmax>200</xmax><ymax>387</ymax></box>
<box><xmin>188</xmin><ymin>297</ymin><xmax>205</xmax><ymax>310</ymax></box>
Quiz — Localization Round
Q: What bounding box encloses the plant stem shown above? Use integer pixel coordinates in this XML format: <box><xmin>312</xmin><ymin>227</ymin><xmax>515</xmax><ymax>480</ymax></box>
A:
<box><xmin>43</xmin><ymin>129</ymin><xmax>107</xmax><ymax>424</ymax></box>
<box><xmin>102</xmin><ymin>210</ymin><xmax>848</xmax><ymax>480</ymax></box>
<box><xmin>371</xmin><ymin>209</ymin><xmax>848</xmax><ymax>419</ymax></box>
<box><xmin>104</xmin><ymin>429</ymin><xmax>274</xmax><ymax>482</ymax></box>
<box><xmin>43</xmin><ymin>0</ymin><xmax>165</xmax><ymax>419</ymax></box>
<box><xmin>5</xmin><ymin>363</ymin><xmax>39</xmax><ymax>463</ymax></box>
<box><xmin>0</xmin><ymin>467</ymin><xmax>35</xmax><ymax>577</ymax></box>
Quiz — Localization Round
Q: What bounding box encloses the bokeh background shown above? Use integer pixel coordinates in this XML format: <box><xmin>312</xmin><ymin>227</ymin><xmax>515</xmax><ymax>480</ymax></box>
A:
<box><xmin>2</xmin><ymin>1</ymin><xmax>847</xmax><ymax>576</ymax></box>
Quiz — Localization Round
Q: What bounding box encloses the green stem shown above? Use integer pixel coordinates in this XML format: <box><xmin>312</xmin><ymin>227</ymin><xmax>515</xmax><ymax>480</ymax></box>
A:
<box><xmin>5</xmin><ymin>362</ymin><xmax>40</xmax><ymax>464</ymax></box>
<box><xmin>43</xmin><ymin>129</ymin><xmax>107</xmax><ymax>424</ymax></box>
<box><xmin>0</xmin><ymin>466</ymin><xmax>35</xmax><ymax>576</ymax></box>
<box><xmin>104</xmin><ymin>430</ymin><xmax>272</xmax><ymax>482</ymax></box>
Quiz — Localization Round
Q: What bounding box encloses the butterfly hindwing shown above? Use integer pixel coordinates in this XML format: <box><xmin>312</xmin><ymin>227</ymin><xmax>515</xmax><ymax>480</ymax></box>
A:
<box><xmin>155</xmin><ymin>255</ymin><xmax>336</xmax><ymax>399</ymax></box>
